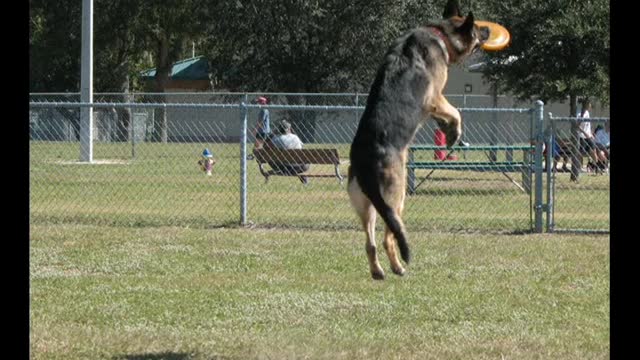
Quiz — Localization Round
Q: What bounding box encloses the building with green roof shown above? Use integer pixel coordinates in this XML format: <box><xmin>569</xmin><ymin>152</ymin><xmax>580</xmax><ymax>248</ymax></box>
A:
<box><xmin>140</xmin><ymin>56</ymin><xmax>211</xmax><ymax>91</ymax></box>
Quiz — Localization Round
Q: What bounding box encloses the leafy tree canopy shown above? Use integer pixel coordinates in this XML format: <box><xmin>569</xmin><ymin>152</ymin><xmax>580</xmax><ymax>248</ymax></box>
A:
<box><xmin>479</xmin><ymin>0</ymin><xmax>609</xmax><ymax>110</ymax></box>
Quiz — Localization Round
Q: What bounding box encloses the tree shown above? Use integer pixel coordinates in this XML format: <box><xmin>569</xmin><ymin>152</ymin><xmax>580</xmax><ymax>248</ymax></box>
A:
<box><xmin>478</xmin><ymin>0</ymin><xmax>609</xmax><ymax>180</ymax></box>
<box><xmin>480</xmin><ymin>0</ymin><xmax>609</xmax><ymax>108</ymax></box>
<box><xmin>30</xmin><ymin>0</ymin><xmax>208</xmax><ymax>142</ymax></box>
<box><xmin>93</xmin><ymin>0</ymin><xmax>150</xmax><ymax>141</ymax></box>
<box><xmin>29</xmin><ymin>0</ymin><xmax>81</xmax><ymax>92</ymax></box>
<box><xmin>140</xmin><ymin>0</ymin><xmax>206</xmax><ymax>142</ymax></box>
<box><xmin>202</xmin><ymin>0</ymin><xmax>444</xmax><ymax>140</ymax></box>
<box><xmin>204</xmin><ymin>0</ymin><xmax>447</xmax><ymax>93</ymax></box>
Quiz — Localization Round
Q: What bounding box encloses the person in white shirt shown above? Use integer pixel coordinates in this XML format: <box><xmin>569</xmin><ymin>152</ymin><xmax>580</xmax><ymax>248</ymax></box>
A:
<box><xmin>577</xmin><ymin>99</ymin><xmax>606</xmax><ymax>172</ymax></box>
<box><xmin>265</xmin><ymin>120</ymin><xmax>310</xmax><ymax>180</ymax></box>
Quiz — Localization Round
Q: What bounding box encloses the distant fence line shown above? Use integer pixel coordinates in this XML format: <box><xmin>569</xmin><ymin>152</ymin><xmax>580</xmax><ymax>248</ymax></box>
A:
<box><xmin>29</xmin><ymin>97</ymin><xmax>609</xmax><ymax>234</ymax></box>
<box><xmin>28</xmin><ymin>92</ymin><xmax>526</xmax><ymax>145</ymax></box>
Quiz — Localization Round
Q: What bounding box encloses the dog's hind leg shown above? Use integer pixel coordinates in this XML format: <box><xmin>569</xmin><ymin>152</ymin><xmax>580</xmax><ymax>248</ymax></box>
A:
<box><xmin>383</xmin><ymin>226</ymin><xmax>406</xmax><ymax>276</ymax></box>
<box><xmin>348</xmin><ymin>178</ymin><xmax>385</xmax><ymax>280</ymax></box>
<box><xmin>381</xmin><ymin>163</ymin><xmax>408</xmax><ymax>276</ymax></box>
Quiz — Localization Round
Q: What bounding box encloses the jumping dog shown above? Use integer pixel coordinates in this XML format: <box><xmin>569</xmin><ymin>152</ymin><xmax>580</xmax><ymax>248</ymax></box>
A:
<box><xmin>348</xmin><ymin>0</ymin><xmax>490</xmax><ymax>279</ymax></box>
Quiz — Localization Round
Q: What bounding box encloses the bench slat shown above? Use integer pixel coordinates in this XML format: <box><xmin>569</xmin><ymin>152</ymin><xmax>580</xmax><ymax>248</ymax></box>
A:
<box><xmin>254</xmin><ymin>148</ymin><xmax>339</xmax><ymax>165</ymax></box>
<box><xmin>253</xmin><ymin>147</ymin><xmax>344</xmax><ymax>184</ymax></box>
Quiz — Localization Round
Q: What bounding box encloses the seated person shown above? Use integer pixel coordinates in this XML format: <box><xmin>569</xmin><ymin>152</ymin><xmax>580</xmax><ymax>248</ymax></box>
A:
<box><xmin>593</xmin><ymin>123</ymin><xmax>610</xmax><ymax>171</ymax></box>
<box><xmin>594</xmin><ymin>124</ymin><xmax>610</xmax><ymax>154</ymax></box>
<box><xmin>543</xmin><ymin>138</ymin><xmax>570</xmax><ymax>172</ymax></box>
<box><xmin>264</xmin><ymin>120</ymin><xmax>310</xmax><ymax>178</ymax></box>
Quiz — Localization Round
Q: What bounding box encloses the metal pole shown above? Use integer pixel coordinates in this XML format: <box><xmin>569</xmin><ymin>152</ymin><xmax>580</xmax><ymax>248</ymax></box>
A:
<box><xmin>354</xmin><ymin>93</ymin><xmax>359</xmax><ymax>124</ymax></box>
<box><xmin>130</xmin><ymin>111</ymin><xmax>136</xmax><ymax>159</ymax></box>
<box><xmin>408</xmin><ymin>149</ymin><xmax>415</xmax><ymax>194</ymax></box>
<box><xmin>240</xmin><ymin>96</ymin><xmax>248</xmax><ymax>225</ymax></box>
<box><xmin>489</xmin><ymin>82</ymin><xmax>498</xmax><ymax>162</ymax></box>
<box><xmin>129</xmin><ymin>93</ymin><xmax>135</xmax><ymax>158</ymax></box>
<box><xmin>533</xmin><ymin>100</ymin><xmax>544</xmax><ymax>233</ymax></box>
<box><xmin>80</xmin><ymin>0</ymin><xmax>93</xmax><ymax>162</ymax></box>
<box><xmin>546</xmin><ymin>114</ymin><xmax>555</xmax><ymax>232</ymax></box>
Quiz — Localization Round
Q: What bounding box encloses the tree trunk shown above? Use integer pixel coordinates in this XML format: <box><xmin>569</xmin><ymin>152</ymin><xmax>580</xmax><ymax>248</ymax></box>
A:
<box><xmin>153</xmin><ymin>34</ymin><xmax>171</xmax><ymax>143</ymax></box>
<box><xmin>489</xmin><ymin>80</ymin><xmax>498</xmax><ymax>162</ymax></box>
<box><xmin>116</xmin><ymin>71</ymin><xmax>132</xmax><ymax>142</ymax></box>
<box><xmin>285</xmin><ymin>94</ymin><xmax>317</xmax><ymax>143</ymax></box>
<box><xmin>569</xmin><ymin>94</ymin><xmax>582</xmax><ymax>181</ymax></box>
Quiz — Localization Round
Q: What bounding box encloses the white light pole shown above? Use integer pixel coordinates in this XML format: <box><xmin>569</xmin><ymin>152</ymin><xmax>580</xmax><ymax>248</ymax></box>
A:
<box><xmin>80</xmin><ymin>0</ymin><xmax>93</xmax><ymax>162</ymax></box>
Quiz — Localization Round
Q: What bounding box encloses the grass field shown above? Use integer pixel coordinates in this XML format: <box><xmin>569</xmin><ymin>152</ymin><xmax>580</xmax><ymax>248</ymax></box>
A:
<box><xmin>30</xmin><ymin>223</ymin><xmax>609</xmax><ymax>359</ymax></box>
<box><xmin>30</xmin><ymin>140</ymin><xmax>609</xmax><ymax>359</ymax></box>
<box><xmin>30</xmin><ymin>141</ymin><xmax>609</xmax><ymax>232</ymax></box>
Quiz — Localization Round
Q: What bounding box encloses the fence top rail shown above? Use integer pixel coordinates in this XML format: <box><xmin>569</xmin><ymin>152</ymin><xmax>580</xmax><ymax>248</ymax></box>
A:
<box><xmin>460</xmin><ymin>107</ymin><xmax>532</xmax><ymax>113</ymax></box>
<box><xmin>29</xmin><ymin>92</ymin><xmax>511</xmax><ymax>98</ymax></box>
<box><xmin>549</xmin><ymin>115</ymin><xmax>610</xmax><ymax>122</ymax></box>
<box><xmin>29</xmin><ymin>101</ymin><xmax>535</xmax><ymax>113</ymax></box>
<box><xmin>28</xmin><ymin>101</ymin><xmax>362</xmax><ymax>111</ymax></box>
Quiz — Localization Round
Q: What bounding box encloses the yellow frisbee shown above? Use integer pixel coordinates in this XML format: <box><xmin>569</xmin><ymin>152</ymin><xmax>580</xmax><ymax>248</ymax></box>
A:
<box><xmin>475</xmin><ymin>20</ymin><xmax>511</xmax><ymax>51</ymax></box>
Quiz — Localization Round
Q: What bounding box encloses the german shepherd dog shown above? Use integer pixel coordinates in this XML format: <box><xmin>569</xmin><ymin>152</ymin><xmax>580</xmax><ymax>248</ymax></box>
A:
<box><xmin>348</xmin><ymin>0</ymin><xmax>489</xmax><ymax>280</ymax></box>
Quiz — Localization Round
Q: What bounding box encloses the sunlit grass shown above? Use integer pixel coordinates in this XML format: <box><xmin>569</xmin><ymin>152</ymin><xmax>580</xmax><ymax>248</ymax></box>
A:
<box><xmin>30</xmin><ymin>223</ymin><xmax>609</xmax><ymax>359</ymax></box>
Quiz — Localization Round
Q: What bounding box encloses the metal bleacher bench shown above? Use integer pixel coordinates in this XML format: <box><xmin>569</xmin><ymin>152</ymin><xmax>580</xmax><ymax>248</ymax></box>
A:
<box><xmin>253</xmin><ymin>148</ymin><xmax>344</xmax><ymax>184</ymax></box>
<box><xmin>407</xmin><ymin>144</ymin><xmax>534</xmax><ymax>194</ymax></box>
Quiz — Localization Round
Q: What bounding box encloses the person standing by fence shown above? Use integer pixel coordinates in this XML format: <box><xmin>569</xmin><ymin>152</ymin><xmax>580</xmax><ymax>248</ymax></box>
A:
<box><xmin>577</xmin><ymin>99</ymin><xmax>606</xmax><ymax>174</ymax></box>
<box><xmin>571</xmin><ymin>98</ymin><xmax>598</xmax><ymax>181</ymax></box>
<box><xmin>252</xmin><ymin>96</ymin><xmax>271</xmax><ymax>151</ymax></box>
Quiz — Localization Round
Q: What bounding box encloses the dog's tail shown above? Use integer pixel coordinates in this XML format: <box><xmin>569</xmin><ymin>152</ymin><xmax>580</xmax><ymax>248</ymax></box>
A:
<box><xmin>356</xmin><ymin>174</ymin><xmax>411</xmax><ymax>264</ymax></box>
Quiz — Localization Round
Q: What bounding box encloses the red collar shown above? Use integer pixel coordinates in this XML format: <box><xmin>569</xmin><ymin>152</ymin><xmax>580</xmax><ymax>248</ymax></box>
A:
<box><xmin>429</xmin><ymin>27</ymin><xmax>454</xmax><ymax>64</ymax></box>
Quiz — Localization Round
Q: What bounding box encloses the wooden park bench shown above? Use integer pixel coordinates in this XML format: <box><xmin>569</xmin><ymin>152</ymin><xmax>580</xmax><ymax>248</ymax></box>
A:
<box><xmin>253</xmin><ymin>148</ymin><xmax>344</xmax><ymax>184</ymax></box>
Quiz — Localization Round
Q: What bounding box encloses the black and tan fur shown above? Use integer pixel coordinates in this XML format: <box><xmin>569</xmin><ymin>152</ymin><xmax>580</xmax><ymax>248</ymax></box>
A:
<box><xmin>348</xmin><ymin>0</ymin><xmax>490</xmax><ymax>280</ymax></box>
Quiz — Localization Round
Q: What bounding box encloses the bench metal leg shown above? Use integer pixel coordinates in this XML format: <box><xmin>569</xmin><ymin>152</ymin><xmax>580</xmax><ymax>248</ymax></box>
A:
<box><xmin>501</xmin><ymin>171</ymin><xmax>526</xmax><ymax>193</ymax></box>
<box><xmin>408</xmin><ymin>149</ymin><xmax>416</xmax><ymax>194</ymax></box>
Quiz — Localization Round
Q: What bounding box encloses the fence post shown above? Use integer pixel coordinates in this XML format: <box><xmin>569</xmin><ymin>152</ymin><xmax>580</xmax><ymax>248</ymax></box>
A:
<box><xmin>354</xmin><ymin>93</ymin><xmax>359</xmax><ymax>124</ymax></box>
<box><xmin>79</xmin><ymin>0</ymin><xmax>94</xmax><ymax>162</ymax></box>
<box><xmin>407</xmin><ymin>149</ymin><xmax>415</xmax><ymax>195</ymax></box>
<box><xmin>128</xmin><ymin>93</ymin><xmax>135</xmax><ymax>159</ymax></box>
<box><xmin>533</xmin><ymin>100</ymin><xmax>545</xmax><ymax>233</ymax></box>
<box><xmin>240</xmin><ymin>97</ymin><xmax>248</xmax><ymax>226</ymax></box>
<box><xmin>545</xmin><ymin>113</ymin><xmax>555</xmax><ymax>232</ymax></box>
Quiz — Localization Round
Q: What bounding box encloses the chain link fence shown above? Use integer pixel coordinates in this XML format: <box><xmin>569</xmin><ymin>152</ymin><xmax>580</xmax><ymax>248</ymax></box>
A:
<box><xmin>29</xmin><ymin>93</ymin><xmax>609</xmax><ymax>234</ymax></box>
<box><xmin>545</xmin><ymin>114</ymin><xmax>610</xmax><ymax>233</ymax></box>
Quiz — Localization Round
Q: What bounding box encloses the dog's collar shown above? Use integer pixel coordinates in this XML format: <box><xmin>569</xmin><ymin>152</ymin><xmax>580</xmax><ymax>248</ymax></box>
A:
<box><xmin>429</xmin><ymin>27</ymin><xmax>453</xmax><ymax>64</ymax></box>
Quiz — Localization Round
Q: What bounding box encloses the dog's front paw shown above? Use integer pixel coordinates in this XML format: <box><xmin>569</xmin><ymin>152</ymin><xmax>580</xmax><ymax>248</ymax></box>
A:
<box><xmin>444</xmin><ymin>126</ymin><xmax>461</xmax><ymax>148</ymax></box>
<box><xmin>434</xmin><ymin>118</ymin><xmax>462</xmax><ymax>148</ymax></box>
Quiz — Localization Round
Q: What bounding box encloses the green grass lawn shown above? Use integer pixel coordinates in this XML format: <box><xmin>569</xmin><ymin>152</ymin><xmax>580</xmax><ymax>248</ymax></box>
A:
<box><xmin>29</xmin><ymin>141</ymin><xmax>610</xmax><ymax>359</ymax></box>
<box><xmin>30</xmin><ymin>223</ymin><xmax>609</xmax><ymax>360</ymax></box>
<box><xmin>30</xmin><ymin>141</ymin><xmax>609</xmax><ymax>232</ymax></box>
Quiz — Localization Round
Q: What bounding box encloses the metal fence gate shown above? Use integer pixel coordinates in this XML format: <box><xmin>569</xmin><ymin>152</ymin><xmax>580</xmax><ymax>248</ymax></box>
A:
<box><xmin>545</xmin><ymin>114</ymin><xmax>610</xmax><ymax>233</ymax></box>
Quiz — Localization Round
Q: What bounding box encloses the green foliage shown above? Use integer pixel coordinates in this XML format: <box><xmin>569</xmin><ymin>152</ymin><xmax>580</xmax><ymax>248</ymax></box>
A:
<box><xmin>93</xmin><ymin>0</ymin><xmax>149</xmax><ymax>92</ymax></box>
<box><xmin>201</xmin><ymin>1</ymin><xmax>444</xmax><ymax>92</ymax></box>
<box><xmin>480</xmin><ymin>0</ymin><xmax>609</xmax><ymax>107</ymax></box>
<box><xmin>28</xmin><ymin>0</ymin><xmax>610</xmax><ymax>104</ymax></box>
<box><xmin>29</xmin><ymin>0</ymin><xmax>81</xmax><ymax>92</ymax></box>
<box><xmin>140</xmin><ymin>0</ymin><xmax>205</xmax><ymax>90</ymax></box>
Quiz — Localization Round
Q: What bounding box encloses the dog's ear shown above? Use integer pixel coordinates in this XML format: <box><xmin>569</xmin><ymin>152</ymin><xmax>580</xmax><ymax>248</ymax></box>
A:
<box><xmin>443</xmin><ymin>0</ymin><xmax>462</xmax><ymax>19</ymax></box>
<box><xmin>457</xmin><ymin>11</ymin><xmax>475</xmax><ymax>34</ymax></box>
